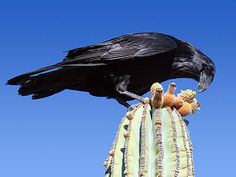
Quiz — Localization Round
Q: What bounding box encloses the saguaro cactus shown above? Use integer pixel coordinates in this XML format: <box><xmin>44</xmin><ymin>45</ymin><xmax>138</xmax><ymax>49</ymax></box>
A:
<box><xmin>104</xmin><ymin>83</ymin><xmax>199</xmax><ymax>177</ymax></box>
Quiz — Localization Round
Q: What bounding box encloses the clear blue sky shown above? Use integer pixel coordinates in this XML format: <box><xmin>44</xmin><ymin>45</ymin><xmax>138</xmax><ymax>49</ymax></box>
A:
<box><xmin>1</xmin><ymin>1</ymin><xmax>235</xmax><ymax>177</ymax></box>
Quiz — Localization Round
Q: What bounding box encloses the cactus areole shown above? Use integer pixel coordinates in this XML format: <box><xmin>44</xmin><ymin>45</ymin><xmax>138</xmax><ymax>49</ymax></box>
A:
<box><xmin>104</xmin><ymin>82</ymin><xmax>199</xmax><ymax>177</ymax></box>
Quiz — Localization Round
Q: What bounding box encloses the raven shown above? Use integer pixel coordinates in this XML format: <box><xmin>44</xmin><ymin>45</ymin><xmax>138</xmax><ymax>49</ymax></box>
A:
<box><xmin>7</xmin><ymin>32</ymin><xmax>215</xmax><ymax>107</ymax></box>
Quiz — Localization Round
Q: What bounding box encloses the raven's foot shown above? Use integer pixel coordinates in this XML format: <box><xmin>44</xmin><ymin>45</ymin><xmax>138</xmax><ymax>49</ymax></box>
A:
<box><xmin>117</xmin><ymin>89</ymin><xmax>145</xmax><ymax>103</ymax></box>
<box><xmin>115</xmin><ymin>77</ymin><xmax>145</xmax><ymax>104</ymax></box>
<box><xmin>115</xmin><ymin>97</ymin><xmax>131</xmax><ymax>108</ymax></box>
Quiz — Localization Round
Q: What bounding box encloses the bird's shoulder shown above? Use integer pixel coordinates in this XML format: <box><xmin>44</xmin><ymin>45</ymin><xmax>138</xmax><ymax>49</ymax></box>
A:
<box><xmin>104</xmin><ymin>32</ymin><xmax>177</xmax><ymax>51</ymax></box>
<box><xmin>62</xmin><ymin>32</ymin><xmax>178</xmax><ymax>64</ymax></box>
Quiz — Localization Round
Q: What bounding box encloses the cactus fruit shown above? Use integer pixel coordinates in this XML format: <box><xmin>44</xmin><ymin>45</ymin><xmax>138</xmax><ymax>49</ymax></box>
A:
<box><xmin>178</xmin><ymin>90</ymin><xmax>196</xmax><ymax>103</ymax></box>
<box><xmin>176</xmin><ymin>102</ymin><xmax>193</xmax><ymax>117</ymax></box>
<box><xmin>173</xmin><ymin>97</ymin><xmax>184</xmax><ymax>109</ymax></box>
<box><xmin>163</xmin><ymin>82</ymin><xmax>177</xmax><ymax>107</ymax></box>
<box><xmin>151</xmin><ymin>82</ymin><xmax>163</xmax><ymax>109</ymax></box>
<box><xmin>176</xmin><ymin>89</ymin><xmax>200</xmax><ymax>117</ymax></box>
<box><xmin>104</xmin><ymin>82</ymin><xmax>199</xmax><ymax>177</ymax></box>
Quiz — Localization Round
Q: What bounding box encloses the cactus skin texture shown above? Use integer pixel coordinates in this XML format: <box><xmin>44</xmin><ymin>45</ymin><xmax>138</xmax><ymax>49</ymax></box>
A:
<box><xmin>104</xmin><ymin>83</ymin><xmax>197</xmax><ymax>177</ymax></box>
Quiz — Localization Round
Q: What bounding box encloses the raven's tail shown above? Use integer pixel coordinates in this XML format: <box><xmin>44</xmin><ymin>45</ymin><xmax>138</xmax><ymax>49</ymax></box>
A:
<box><xmin>7</xmin><ymin>63</ymin><xmax>67</xmax><ymax>99</ymax></box>
<box><xmin>7</xmin><ymin>63</ymin><xmax>62</xmax><ymax>85</ymax></box>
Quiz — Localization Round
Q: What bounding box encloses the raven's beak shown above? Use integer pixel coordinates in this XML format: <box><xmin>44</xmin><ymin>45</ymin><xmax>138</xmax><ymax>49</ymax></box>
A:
<box><xmin>198</xmin><ymin>71</ymin><xmax>212</xmax><ymax>92</ymax></box>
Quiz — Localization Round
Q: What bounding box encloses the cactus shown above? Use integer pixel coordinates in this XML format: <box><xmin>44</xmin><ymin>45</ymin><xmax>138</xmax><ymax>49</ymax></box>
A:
<box><xmin>104</xmin><ymin>83</ymin><xmax>198</xmax><ymax>177</ymax></box>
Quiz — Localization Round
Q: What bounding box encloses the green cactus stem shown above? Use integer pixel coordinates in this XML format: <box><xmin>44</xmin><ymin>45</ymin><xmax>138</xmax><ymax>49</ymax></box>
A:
<box><xmin>104</xmin><ymin>104</ymin><xmax>194</xmax><ymax>177</ymax></box>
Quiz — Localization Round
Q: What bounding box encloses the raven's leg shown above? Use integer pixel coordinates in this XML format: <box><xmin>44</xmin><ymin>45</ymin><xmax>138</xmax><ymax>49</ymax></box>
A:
<box><xmin>115</xmin><ymin>80</ymin><xmax>145</xmax><ymax>103</ymax></box>
<box><xmin>115</xmin><ymin>97</ymin><xmax>131</xmax><ymax>108</ymax></box>
<box><xmin>116</xmin><ymin>89</ymin><xmax>145</xmax><ymax>103</ymax></box>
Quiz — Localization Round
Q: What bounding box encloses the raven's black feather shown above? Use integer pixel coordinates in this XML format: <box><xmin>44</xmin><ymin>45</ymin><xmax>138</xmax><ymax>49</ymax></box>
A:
<box><xmin>7</xmin><ymin>32</ymin><xmax>215</xmax><ymax>105</ymax></box>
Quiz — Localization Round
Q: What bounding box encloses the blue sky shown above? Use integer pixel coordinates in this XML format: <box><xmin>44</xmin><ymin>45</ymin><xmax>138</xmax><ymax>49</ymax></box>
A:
<box><xmin>1</xmin><ymin>1</ymin><xmax>235</xmax><ymax>177</ymax></box>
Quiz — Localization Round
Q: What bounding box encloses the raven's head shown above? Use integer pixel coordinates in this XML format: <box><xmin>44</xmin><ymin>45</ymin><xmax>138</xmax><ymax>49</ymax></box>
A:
<box><xmin>170</xmin><ymin>40</ymin><xmax>216</xmax><ymax>92</ymax></box>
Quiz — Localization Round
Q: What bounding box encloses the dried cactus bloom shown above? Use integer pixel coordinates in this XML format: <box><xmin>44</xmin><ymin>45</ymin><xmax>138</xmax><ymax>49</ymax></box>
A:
<box><xmin>150</xmin><ymin>82</ymin><xmax>163</xmax><ymax>109</ymax></box>
<box><xmin>163</xmin><ymin>82</ymin><xmax>177</xmax><ymax>107</ymax></box>
<box><xmin>178</xmin><ymin>89</ymin><xmax>196</xmax><ymax>103</ymax></box>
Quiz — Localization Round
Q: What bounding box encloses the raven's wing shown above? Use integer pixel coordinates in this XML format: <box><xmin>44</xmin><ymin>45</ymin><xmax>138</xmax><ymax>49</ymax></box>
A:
<box><xmin>61</xmin><ymin>33</ymin><xmax>177</xmax><ymax>66</ymax></box>
<box><xmin>7</xmin><ymin>33</ymin><xmax>177</xmax><ymax>85</ymax></box>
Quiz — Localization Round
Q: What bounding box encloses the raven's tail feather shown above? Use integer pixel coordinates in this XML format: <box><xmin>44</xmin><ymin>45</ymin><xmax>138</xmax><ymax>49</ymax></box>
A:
<box><xmin>7</xmin><ymin>63</ymin><xmax>61</xmax><ymax>85</ymax></box>
<box><xmin>7</xmin><ymin>64</ymin><xmax>67</xmax><ymax>99</ymax></box>
<box><xmin>17</xmin><ymin>76</ymin><xmax>65</xmax><ymax>99</ymax></box>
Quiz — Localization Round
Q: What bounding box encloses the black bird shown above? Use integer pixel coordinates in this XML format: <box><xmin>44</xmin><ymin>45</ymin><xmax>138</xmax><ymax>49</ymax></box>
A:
<box><xmin>7</xmin><ymin>32</ymin><xmax>215</xmax><ymax>108</ymax></box>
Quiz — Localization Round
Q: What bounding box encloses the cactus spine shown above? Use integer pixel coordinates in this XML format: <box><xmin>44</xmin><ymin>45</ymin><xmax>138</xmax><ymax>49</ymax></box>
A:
<box><xmin>104</xmin><ymin>83</ymin><xmax>198</xmax><ymax>177</ymax></box>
